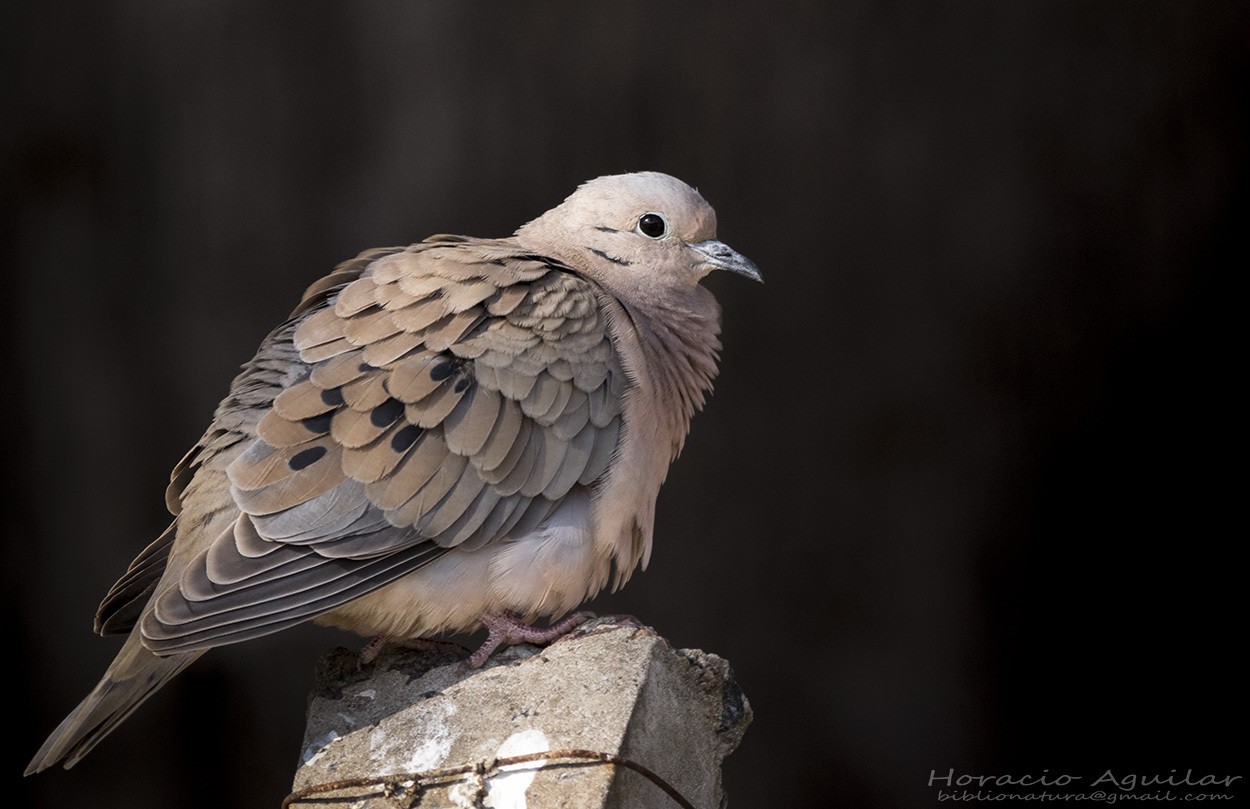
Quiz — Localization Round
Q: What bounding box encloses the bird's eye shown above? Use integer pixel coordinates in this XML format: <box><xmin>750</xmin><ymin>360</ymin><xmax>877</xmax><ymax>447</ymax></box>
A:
<box><xmin>638</xmin><ymin>212</ymin><xmax>668</xmax><ymax>239</ymax></box>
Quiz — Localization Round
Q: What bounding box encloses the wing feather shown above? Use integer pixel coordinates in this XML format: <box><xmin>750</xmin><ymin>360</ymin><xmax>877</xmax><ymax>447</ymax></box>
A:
<box><xmin>443</xmin><ymin>385</ymin><xmax>500</xmax><ymax>456</ymax></box>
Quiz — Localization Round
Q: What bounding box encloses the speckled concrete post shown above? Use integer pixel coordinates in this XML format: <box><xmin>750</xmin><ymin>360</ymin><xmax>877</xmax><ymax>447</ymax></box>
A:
<box><xmin>289</xmin><ymin>617</ymin><xmax>751</xmax><ymax>808</ymax></box>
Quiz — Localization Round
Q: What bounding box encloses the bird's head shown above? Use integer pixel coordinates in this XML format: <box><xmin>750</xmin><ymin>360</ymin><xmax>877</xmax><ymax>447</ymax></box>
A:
<box><xmin>515</xmin><ymin>172</ymin><xmax>761</xmax><ymax>295</ymax></box>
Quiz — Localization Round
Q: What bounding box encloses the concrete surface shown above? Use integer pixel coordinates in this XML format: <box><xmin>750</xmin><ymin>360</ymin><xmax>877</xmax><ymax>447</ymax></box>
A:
<box><xmin>290</xmin><ymin>617</ymin><xmax>752</xmax><ymax>808</ymax></box>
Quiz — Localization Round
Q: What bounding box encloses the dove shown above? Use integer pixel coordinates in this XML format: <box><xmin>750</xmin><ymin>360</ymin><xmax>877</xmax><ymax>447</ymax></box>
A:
<box><xmin>26</xmin><ymin>171</ymin><xmax>761</xmax><ymax>774</ymax></box>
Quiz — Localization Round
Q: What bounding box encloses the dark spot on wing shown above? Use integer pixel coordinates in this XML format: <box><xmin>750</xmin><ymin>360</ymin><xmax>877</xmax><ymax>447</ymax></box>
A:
<box><xmin>289</xmin><ymin>446</ymin><xmax>327</xmax><ymax>470</ymax></box>
<box><xmin>370</xmin><ymin>397</ymin><xmax>404</xmax><ymax>427</ymax></box>
<box><xmin>589</xmin><ymin>248</ymin><xmax>632</xmax><ymax>267</ymax></box>
<box><xmin>453</xmin><ymin>376</ymin><xmax>472</xmax><ymax>393</ymax></box>
<box><xmin>430</xmin><ymin>360</ymin><xmax>459</xmax><ymax>381</ymax></box>
<box><xmin>391</xmin><ymin>424</ymin><xmax>423</xmax><ymax>453</ymax></box>
<box><xmin>301</xmin><ymin>412</ymin><xmax>334</xmax><ymax>434</ymax></box>
<box><xmin>321</xmin><ymin>388</ymin><xmax>345</xmax><ymax>406</ymax></box>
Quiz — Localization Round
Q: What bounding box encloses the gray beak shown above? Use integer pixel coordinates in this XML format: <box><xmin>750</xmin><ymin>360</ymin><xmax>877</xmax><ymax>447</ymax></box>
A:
<box><xmin>692</xmin><ymin>240</ymin><xmax>763</xmax><ymax>283</ymax></box>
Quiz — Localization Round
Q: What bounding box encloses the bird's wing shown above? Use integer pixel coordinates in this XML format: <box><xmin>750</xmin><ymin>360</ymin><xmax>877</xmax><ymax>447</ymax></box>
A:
<box><xmin>92</xmin><ymin>248</ymin><xmax>406</xmax><ymax>638</ymax></box>
<box><xmin>93</xmin><ymin>521</ymin><xmax>178</xmax><ymax>635</ymax></box>
<box><xmin>139</xmin><ymin>238</ymin><xmax>625</xmax><ymax>654</ymax></box>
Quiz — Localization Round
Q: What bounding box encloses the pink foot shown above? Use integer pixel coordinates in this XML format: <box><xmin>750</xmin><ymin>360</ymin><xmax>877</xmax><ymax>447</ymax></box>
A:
<box><xmin>468</xmin><ymin>611</ymin><xmax>596</xmax><ymax>668</ymax></box>
<box><xmin>359</xmin><ymin>635</ymin><xmax>469</xmax><ymax>666</ymax></box>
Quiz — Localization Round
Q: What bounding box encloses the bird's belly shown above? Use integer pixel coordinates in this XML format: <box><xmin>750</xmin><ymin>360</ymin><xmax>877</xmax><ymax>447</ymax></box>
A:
<box><xmin>316</xmin><ymin>490</ymin><xmax>603</xmax><ymax>639</ymax></box>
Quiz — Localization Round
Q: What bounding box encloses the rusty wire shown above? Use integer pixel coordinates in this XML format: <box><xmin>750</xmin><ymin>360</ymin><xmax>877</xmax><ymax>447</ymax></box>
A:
<box><xmin>282</xmin><ymin>747</ymin><xmax>696</xmax><ymax>808</ymax></box>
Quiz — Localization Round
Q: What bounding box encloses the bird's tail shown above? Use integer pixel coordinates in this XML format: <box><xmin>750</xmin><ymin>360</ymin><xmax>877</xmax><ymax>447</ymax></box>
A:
<box><xmin>25</xmin><ymin>630</ymin><xmax>203</xmax><ymax>774</ymax></box>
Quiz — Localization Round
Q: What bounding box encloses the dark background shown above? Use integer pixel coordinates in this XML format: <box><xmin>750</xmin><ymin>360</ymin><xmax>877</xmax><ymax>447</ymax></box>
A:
<box><xmin>5</xmin><ymin>2</ymin><xmax>1244</xmax><ymax>807</ymax></box>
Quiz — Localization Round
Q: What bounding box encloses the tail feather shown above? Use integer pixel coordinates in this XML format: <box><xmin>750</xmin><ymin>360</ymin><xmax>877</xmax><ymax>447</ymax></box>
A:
<box><xmin>25</xmin><ymin>632</ymin><xmax>202</xmax><ymax>774</ymax></box>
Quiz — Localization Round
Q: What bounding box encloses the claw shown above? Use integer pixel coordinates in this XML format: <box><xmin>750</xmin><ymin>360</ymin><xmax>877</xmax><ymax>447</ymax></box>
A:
<box><xmin>468</xmin><ymin>611</ymin><xmax>596</xmax><ymax>668</ymax></box>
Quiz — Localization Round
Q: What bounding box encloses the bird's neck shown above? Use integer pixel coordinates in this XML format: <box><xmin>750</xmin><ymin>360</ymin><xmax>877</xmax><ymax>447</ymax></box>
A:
<box><xmin>614</xmin><ymin>286</ymin><xmax>723</xmax><ymax>461</ymax></box>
